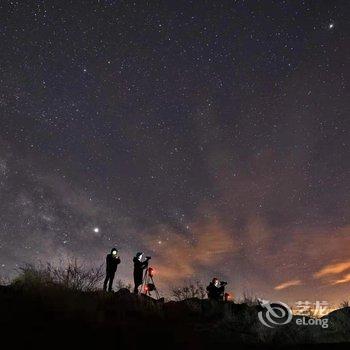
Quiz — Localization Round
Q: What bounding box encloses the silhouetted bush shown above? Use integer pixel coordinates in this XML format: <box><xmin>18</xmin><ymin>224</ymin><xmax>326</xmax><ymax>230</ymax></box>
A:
<box><xmin>12</xmin><ymin>260</ymin><xmax>104</xmax><ymax>292</ymax></box>
<box><xmin>340</xmin><ymin>300</ymin><xmax>350</xmax><ymax>308</ymax></box>
<box><xmin>171</xmin><ymin>281</ymin><xmax>206</xmax><ymax>300</ymax></box>
<box><xmin>115</xmin><ymin>279</ymin><xmax>132</xmax><ymax>291</ymax></box>
<box><xmin>239</xmin><ymin>291</ymin><xmax>259</xmax><ymax>306</ymax></box>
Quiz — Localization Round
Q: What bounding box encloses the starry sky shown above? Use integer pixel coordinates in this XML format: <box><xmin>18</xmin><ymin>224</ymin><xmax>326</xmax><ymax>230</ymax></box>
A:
<box><xmin>0</xmin><ymin>0</ymin><xmax>349</xmax><ymax>304</ymax></box>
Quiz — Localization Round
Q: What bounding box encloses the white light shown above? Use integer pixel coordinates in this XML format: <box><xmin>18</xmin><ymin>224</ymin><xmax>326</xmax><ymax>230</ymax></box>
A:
<box><xmin>329</xmin><ymin>23</ymin><xmax>334</xmax><ymax>29</ymax></box>
<box><xmin>93</xmin><ymin>227</ymin><xmax>99</xmax><ymax>233</ymax></box>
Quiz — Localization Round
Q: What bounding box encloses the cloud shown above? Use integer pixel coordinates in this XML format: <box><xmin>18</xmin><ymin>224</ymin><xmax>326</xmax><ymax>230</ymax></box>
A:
<box><xmin>332</xmin><ymin>274</ymin><xmax>350</xmax><ymax>285</ymax></box>
<box><xmin>142</xmin><ymin>218</ymin><xmax>236</xmax><ymax>285</ymax></box>
<box><xmin>274</xmin><ymin>279</ymin><xmax>302</xmax><ymax>290</ymax></box>
<box><xmin>314</xmin><ymin>261</ymin><xmax>350</xmax><ymax>279</ymax></box>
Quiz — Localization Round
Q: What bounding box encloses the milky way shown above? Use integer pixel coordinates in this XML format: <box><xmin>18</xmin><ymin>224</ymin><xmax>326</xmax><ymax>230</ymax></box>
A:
<box><xmin>0</xmin><ymin>1</ymin><xmax>349</xmax><ymax>304</ymax></box>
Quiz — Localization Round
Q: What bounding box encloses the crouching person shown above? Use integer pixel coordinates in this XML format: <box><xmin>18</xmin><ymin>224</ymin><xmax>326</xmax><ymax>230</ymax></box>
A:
<box><xmin>206</xmin><ymin>278</ymin><xmax>227</xmax><ymax>301</ymax></box>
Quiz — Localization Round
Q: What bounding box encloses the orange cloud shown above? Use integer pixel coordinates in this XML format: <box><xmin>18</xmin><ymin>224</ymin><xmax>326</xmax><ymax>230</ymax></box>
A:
<box><xmin>314</xmin><ymin>261</ymin><xmax>350</xmax><ymax>278</ymax></box>
<box><xmin>274</xmin><ymin>280</ymin><xmax>302</xmax><ymax>290</ymax></box>
<box><xmin>143</xmin><ymin>219</ymin><xmax>236</xmax><ymax>285</ymax></box>
<box><xmin>332</xmin><ymin>274</ymin><xmax>350</xmax><ymax>285</ymax></box>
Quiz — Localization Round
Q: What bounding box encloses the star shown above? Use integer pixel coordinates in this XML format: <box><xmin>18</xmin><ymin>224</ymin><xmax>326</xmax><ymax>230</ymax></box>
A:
<box><xmin>0</xmin><ymin>0</ymin><xmax>348</xmax><ymax>307</ymax></box>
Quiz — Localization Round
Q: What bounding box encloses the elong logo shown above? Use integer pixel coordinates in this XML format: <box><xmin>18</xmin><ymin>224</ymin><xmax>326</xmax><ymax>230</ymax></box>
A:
<box><xmin>258</xmin><ymin>299</ymin><xmax>293</xmax><ymax>328</ymax></box>
<box><xmin>258</xmin><ymin>299</ymin><xmax>329</xmax><ymax>329</ymax></box>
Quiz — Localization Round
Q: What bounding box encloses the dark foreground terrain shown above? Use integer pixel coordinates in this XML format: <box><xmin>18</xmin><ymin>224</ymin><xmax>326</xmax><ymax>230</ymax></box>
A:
<box><xmin>0</xmin><ymin>284</ymin><xmax>349</xmax><ymax>349</ymax></box>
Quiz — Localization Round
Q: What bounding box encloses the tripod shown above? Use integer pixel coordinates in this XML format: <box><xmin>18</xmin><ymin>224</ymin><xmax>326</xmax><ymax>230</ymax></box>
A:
<box><xmin>141</xmin><ymin>267</ymin><xmax>160</xmax><ymax>299</ymax></box>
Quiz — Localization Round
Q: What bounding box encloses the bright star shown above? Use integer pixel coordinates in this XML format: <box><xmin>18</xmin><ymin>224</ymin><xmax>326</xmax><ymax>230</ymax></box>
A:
<box><xmin>93</xmin><ymin>227</ymin><xmax>99</xmax><ymax>233</ymax></box>
<box><xmin>329</xmin><ymin>23</ymin><xmax>334</xmax><ymax>29</ymax></box>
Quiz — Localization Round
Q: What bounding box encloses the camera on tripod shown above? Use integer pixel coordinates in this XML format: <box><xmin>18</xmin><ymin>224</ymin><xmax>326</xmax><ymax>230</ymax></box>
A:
<box><xmin>220</xmin><ymin>281</ymin><xmax>228</xmax><ymax>286</ymax></box>
<box><xmin>142</xmin><ymin>265</ymin><xmax>160</xmax><ymax>299</ymax></box>
<box><xmin>146</xmin><ymin>256</ymin><xmax>151</xmax><ymax>260</ymax></box>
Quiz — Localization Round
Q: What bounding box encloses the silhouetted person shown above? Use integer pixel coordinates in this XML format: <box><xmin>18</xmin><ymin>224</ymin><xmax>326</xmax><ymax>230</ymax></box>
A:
<box><xmin>206</xmin><ymin>278</ymin><xmax>227</xmax><ymax>301</ymax></box>
<box><xmin>103</xmin><ymin>248</ymin><xmax>121</xmax><ymax>292</ymax></box>
<box><xmin>133</xmin><ymin>252</ymin><xmax>150</xmax><ymax>294</ymax></box>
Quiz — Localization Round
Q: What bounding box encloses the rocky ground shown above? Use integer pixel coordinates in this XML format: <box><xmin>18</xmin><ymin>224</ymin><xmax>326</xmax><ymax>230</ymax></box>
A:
<box><xmin>0</xmin><ymin>285</ymin><xmax>349</xmax><ymax>349</ymax></box>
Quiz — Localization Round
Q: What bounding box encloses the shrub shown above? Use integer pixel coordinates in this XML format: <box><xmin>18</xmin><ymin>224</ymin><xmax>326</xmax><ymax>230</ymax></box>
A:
<box><xmin>12</xmin><ymin>260</ymin><xmax>104</xmax><ymax>292</ymax></box>
<box><xmin>171</xmin><ymin>281</ymin><xmax>206</xmax><ymax>301</ymax></box>
<box><xmin>239</xmin><ymin>291</ymin><xmax>259</xmax><ymax>306</ymax></box>
<box><xmin>340</xmin><ymin>300</ymin><xmax>349</xmax><ymax>308</ymax></box>
<box><xmin>115</xmin><ymin>279</ymin><xmax>132</xmax><ymax>291</ymax></box>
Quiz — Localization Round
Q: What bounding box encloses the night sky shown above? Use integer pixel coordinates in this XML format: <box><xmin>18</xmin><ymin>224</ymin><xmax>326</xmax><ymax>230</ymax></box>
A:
<box><xmin>0</xmin><ymin>1</ymin><xmax>349</xmax><ymax>304</ymax></box>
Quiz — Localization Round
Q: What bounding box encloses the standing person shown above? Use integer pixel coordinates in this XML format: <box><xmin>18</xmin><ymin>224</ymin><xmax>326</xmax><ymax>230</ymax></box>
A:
<box><xmin>133</xmin><ymin>252</ymin><xmax>151</xmax><ymax>294</ymax></box>
<box><xmin>103</xmin><ymin>248</ymin><xmax>121</xmax><ymax>292</ymax></box>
